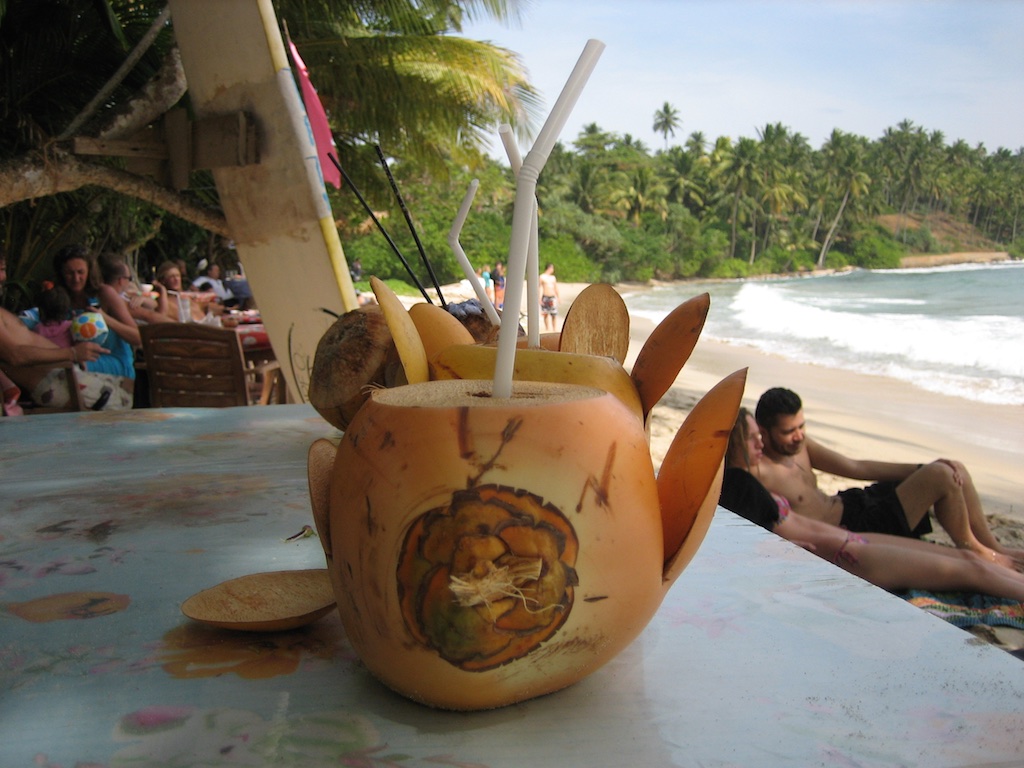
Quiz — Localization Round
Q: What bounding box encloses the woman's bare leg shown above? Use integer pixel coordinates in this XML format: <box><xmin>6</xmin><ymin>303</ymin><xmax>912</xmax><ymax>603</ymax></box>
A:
<box><xmin>774</xmin><ymin>514</ymin><xmax>1024</xmax><ymax>599</ymax></box>
<box><xmin>841</xmin><ymin>541</ymin><xmax>1024</xmax><ymax>601</ymax></box>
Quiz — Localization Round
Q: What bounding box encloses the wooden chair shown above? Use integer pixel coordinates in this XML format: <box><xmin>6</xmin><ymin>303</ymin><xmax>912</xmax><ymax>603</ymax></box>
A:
<box><xmin>140</xmin><ymin>323</ymin><xmax>285</xmax><ymax>408</ymax></box>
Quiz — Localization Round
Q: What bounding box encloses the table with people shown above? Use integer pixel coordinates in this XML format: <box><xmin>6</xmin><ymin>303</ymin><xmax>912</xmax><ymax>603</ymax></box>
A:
<box><xmin>0</xmin><ymin>245</ymin><xmax>276</xmax><ymax>412</ymax></box>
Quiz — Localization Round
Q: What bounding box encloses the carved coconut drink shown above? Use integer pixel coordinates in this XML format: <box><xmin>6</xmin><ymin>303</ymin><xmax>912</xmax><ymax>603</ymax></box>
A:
<box><xmin>305</xmin><ymin>40</ymin><xmax>745</xmax><ymax>704</ymax></box>
<box><xmin>309</xmin><ymin>379</ymin><xmax>660</xmax><ymax>709</ymax></box>
<box><xmin>308</xmin><ymin>367</ymin><xmax>745</xmax><ymax>711</ymax></box>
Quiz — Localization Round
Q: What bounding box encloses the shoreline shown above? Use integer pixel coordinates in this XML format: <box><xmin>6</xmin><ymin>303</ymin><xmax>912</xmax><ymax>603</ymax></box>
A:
<box><xmin>591</xmin><ymin>279</ymin><xmax>1020</xmax><ymax>526</ymax></box>
<box><xmin>408</xmin><ymin>267</ymin><xmax>1022</xmax><ymax>525</ymax></box>
<box><xmin>615</xmin><ymin>250</ymin><xmax>1016</xmax><ymax>292</ymax></box>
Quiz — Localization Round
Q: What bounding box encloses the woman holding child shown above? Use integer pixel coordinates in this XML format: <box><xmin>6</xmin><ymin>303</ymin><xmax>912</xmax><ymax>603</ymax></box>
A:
<box><xmin>50</xmin><ymin>244</ymin><xmax>138</xmax><ymax>407</ymax></box>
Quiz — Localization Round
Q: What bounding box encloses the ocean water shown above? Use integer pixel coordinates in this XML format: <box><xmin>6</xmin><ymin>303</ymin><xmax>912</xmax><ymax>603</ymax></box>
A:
<box><xmin>621</xmin><ymin>261</ymin><xmax>1024</xmax><ymax>406</ymax></box>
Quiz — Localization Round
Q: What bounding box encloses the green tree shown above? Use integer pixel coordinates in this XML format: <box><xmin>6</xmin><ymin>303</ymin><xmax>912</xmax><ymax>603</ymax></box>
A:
<box><xmin>817</xmin><ymin>130</ymin><xmax>871</xmax><ymax>266</ymax></box>
<box><xmin>652</xmin><ymin>102</ymin><xmax>680</xmax><ymax>150</ymax></box>
<box><xmin>609</xmin><ymin>165</ymin><xmax>668</xmax><ymax>227</ymax></box>
<box><xmin>658</xmin><ymin>146</ymin><xmax>705</xmax><ymax>214</ymax></box>
<box><xmin>711</xmin><ymin>136</ymin><xmax>761</xmax><ymax>261</ymax></box>
<box><xmin>685</xmin><ymin>131</ymin><xmax>708</xmax><ymax>159</ymax></box>
<box><xmin>0</xmin><ymin>0</ymin><xmax>538</xmax><ymax>294</ymax></box>
<box><xmin>755</xmin><ymin>123</ymin><xmax>809</xmax><ymax>258</ymax></box>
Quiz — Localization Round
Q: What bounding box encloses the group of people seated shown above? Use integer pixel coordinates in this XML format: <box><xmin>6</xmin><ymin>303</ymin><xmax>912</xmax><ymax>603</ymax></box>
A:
<box><xmin>720</xmin><ymin>387</ymin><xmax>1024</xmax><ymax>603</ymax></box>
<box><xmin>0</xmin><ymin>245</ymin><xmax>246</xmax><ymax>412</ymax></box>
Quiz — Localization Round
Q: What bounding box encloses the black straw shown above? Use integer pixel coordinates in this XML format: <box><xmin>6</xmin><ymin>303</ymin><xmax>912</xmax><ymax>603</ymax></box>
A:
<box><xmin>328</xmin><ymin>153</ymin><xmax>433</xmax><ymax>305</ymax></box>
<box><xmin>375</xmin><ymin>145</ymin><xmax>446</xmax><ymax>308</ymax></box>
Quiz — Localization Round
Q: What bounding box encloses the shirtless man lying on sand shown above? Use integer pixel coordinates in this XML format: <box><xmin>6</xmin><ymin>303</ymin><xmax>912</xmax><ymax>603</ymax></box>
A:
<box><xmin>753</xmin><ymin>386</ymin><xmax>1024</xmax><ymax>571</ymax></box>
<box><xmin>0</xmin><ymin>252</ymin><xmax>107</xmax><ymax>407</ymax></box>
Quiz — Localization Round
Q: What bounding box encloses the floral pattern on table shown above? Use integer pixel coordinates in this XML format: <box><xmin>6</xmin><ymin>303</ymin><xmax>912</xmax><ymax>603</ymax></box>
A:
<box><xmin>158</xmin><ymin>621</ymin><xmax>349</xmax><ymax>680</ymax></box>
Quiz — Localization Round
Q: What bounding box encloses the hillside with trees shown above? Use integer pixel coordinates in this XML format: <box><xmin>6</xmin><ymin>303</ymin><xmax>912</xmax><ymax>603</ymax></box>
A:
<box><xmin>337</xmin><ymin>117</ymin><xmax>1023</xmax><ymax>290</ymax></box>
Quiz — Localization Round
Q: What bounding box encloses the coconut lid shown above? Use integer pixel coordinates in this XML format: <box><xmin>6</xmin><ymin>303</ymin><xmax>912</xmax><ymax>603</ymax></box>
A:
<box><xmin>181</xmin><ymin>569</ymin><xmax>335</xmax><ymax>632</ymax></box>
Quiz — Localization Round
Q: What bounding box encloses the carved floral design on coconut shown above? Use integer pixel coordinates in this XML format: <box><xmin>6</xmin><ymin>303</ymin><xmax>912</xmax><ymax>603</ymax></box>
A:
<box><xmin>398</xmin><ymin>483</ymin><xmax>579</xmax><ymax>672</ymax></box>
<box><xmin>306</xmin><ymin>280</ymin><xmax>747</xmax><ymax>711</ymax></box>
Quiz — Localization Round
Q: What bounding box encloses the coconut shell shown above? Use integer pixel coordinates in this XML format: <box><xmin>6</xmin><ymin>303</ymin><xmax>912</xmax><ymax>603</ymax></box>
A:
<box><xmin>308</xmin><ymin>305</ymin><xmax>395</xmax><ymax>430</ymax></box>
<box><xmin>181</xmin><ymin>569</ymin><xmax>335</xmax><ymax>632</ymax></box>
<box><xmin>314</xmin><ymin>379</ymin><xmax>666</xmax><ymax>710</ymax></box>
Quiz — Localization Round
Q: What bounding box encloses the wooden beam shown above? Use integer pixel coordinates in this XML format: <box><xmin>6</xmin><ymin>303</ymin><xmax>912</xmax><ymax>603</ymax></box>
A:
<box><xmin>72</xmin><ymin>136</ymin><xmax>168</xmax><ymax>160</ymax></box>
<box><xmin>165</xmin><ymin>108</ymin><xmax>192</xmax><ymax>190</ymax></box>
<box><xmin>71</xmin><ymin>111</ymin><xmax>259</xmax><ymax>189</ymax></box>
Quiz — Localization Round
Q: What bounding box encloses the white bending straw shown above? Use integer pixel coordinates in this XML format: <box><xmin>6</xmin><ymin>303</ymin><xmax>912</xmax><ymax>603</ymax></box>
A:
<box><xmin>448</xmin><ymin>179</ymin><xmax>502</xmax><ymax>327</ymax></box>
<box><xmin>494</xmin><ymin>39</ymin><xmax>605</xmax><ymax>399</ymax></box>
<box><xmin>498</xmin><ymin>124</ymin><xmax>521</xmax><ymax>173</ymax></box>
<box><xmin>499</xmin><ymin>124</ymin><xmax>541</xmax><ymax>348</ymax></box>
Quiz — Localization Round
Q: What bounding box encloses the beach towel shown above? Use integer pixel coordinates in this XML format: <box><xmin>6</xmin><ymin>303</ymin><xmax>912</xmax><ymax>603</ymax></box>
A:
<box><xmin>900</xmin><ymin>589</ymin><xmax>1024</xmax><ymax>631</ymax></box>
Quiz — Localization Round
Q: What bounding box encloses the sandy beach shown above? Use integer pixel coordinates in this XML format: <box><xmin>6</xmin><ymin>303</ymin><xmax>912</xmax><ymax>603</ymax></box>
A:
<box><xmin>416</xmin><ymin>278</ymin><xmax>1023</xmax><ymax>546</ymax></box>
<box><xmin>592</xmin><ymin>282</ymin><xmax>1021</xmax><ymax>548</ymax></box>
<box><xmin>403</xmin><ymin>277</ymin><xmax>1024</xmax><ymax>649</ymax></box>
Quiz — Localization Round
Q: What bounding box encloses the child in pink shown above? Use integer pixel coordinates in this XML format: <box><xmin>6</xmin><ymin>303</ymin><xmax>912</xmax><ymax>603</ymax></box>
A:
<box><xmin>31</xmin><ymin>285</ymin><xmax>73</xmax><ymax>348</ymax></box>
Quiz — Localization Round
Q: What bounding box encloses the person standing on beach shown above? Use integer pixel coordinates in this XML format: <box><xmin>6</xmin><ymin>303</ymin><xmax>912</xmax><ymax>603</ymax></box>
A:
<box><xmin>539</xmin><ymin>262</ymin><xmax>559</xmax><ymax>331</ymax></box>
<box><xmin>481</xmin><ymin>264</ymin><xmax>494</xmax><ymax>305</ymax></box>
<box><xmin>493</xmin><ymin>262</ymin><xmax>506</xmax><ymax>310</ymax></box>
<box><xmin>753</xmin><ymin>387</ymin><xmax>1024</xmax><ymax>571</ymax></box>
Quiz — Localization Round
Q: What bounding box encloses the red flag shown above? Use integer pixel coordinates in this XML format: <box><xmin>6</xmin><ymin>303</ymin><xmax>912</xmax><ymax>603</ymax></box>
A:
<box><xmin>287</xmin><ymin>37</ymin><xmax>342</xmax><ymax>189</ymax></box>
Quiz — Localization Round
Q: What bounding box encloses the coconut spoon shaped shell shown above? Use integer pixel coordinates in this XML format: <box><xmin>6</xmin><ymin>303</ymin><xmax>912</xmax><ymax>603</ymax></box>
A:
<box><xmin>559</xmin><ymin>282</ymin><xmax>630</xmax><ymax>363</ymax></box>
<box><xmin>658</xmin><ymin>368</ymin><xmax>747</xmax><ymax>575</ymax></box>
<box><xmin>631</xmin><ymin>292</ymin><xmax>710</xmax><ymax>421</ymax></box>
<box><xmin>181</xmin><ymin>569</ymin><xmax>335</xmax><ymax>632</ymax></box>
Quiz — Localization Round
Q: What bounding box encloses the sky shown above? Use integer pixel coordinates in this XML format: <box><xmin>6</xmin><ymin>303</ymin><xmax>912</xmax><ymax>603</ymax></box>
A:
<box><xmin>461</xmin><ymin>0</ymin><xmax>1024</xmax><ymax>160</ymax></box>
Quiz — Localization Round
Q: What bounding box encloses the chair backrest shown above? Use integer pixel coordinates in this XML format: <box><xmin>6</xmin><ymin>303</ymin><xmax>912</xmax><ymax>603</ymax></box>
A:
<box><xmin>140</xmin><ymin>323</ymin><xmax>251</xmax><ymax>408</ymax></box>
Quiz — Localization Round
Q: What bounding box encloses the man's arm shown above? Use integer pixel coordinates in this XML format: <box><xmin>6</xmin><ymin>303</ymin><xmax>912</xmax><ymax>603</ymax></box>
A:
<box><xmin>0</xmin><ymin>336</ymin><xmax>106</xmax><ymax>368</ymax></box>
<box><xmin>806</xmin><ymin>437</ymin><xmax>917</xmax><ymax>482</ymax></box>
<box><xmin>127</xmin><ymin>299</ymin><xmax>173</xmax><ymax>325</ymax></box>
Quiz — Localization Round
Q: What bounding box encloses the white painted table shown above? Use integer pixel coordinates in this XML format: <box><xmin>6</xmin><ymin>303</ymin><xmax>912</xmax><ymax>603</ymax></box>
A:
<box><xmin>2</xmin><ymin>405</ymin><xmax>1022</xmax><ymax>766</ymax></box>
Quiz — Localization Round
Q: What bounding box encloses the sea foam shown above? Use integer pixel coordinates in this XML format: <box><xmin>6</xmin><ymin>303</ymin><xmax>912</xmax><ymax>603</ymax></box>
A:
<box><xmin>624</xmin><ymin>263</ymin><xmax>1024</xmax><ymax>405</ymax></box>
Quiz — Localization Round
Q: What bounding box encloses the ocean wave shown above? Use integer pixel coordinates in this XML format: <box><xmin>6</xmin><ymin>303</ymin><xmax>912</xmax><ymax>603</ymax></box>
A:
<box><xmin>623</xmin><ymin>264</ymin><xmax>1024</xmax><ymax>405</ymax></box>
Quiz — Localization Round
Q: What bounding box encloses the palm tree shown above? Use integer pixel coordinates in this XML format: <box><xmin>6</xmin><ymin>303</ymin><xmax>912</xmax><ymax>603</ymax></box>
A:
<box><xmin>711</xmin><ymin>136</ymin><xmax>761</xmax><ymax>261</ymax></box>
<box><xmin>569</xmin><ymin>161</ymin><xmax>613</xmax><ymax>215</ymax></box>
<box><xmin>277</xmin><ymin>0</ymin><xmax>540</xmax><ymax>176</ymax></box>
<box><xmin>685</xmin><ymin>131</ymin><xmax>707</xmax><ymax>159</ymax></box>
<box><xmin>755</xmin><ymin>123</ymin><xmax>795</xmax><ymax>256</ymax></box>
<box><xmin>658</xmin><ymin>146</ymin><xmax>705</xmax><ymax>214</ymax></box>
<box><xmin>817</xmin><ymin>129</ymin><xmax>870</xmax><ymax>266</ymax></box>
<box><xmin>0</xmin><ymin>0</ymin><xmax>538</xmax><ymax>287</ymax></box>
<box><xmin>652</xmin><ymin>102</ymin><xmax>680</xmax><ymax>150</ymax></box>
<box><xmin>609</xmin><ymin>165</ymin><xmax>668</xmax><ymax>226</ymax></box>
<box><xmin>574</xmin><ymin>123</ymin><xmax>616</xmax><ymax>157</ymax></box>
